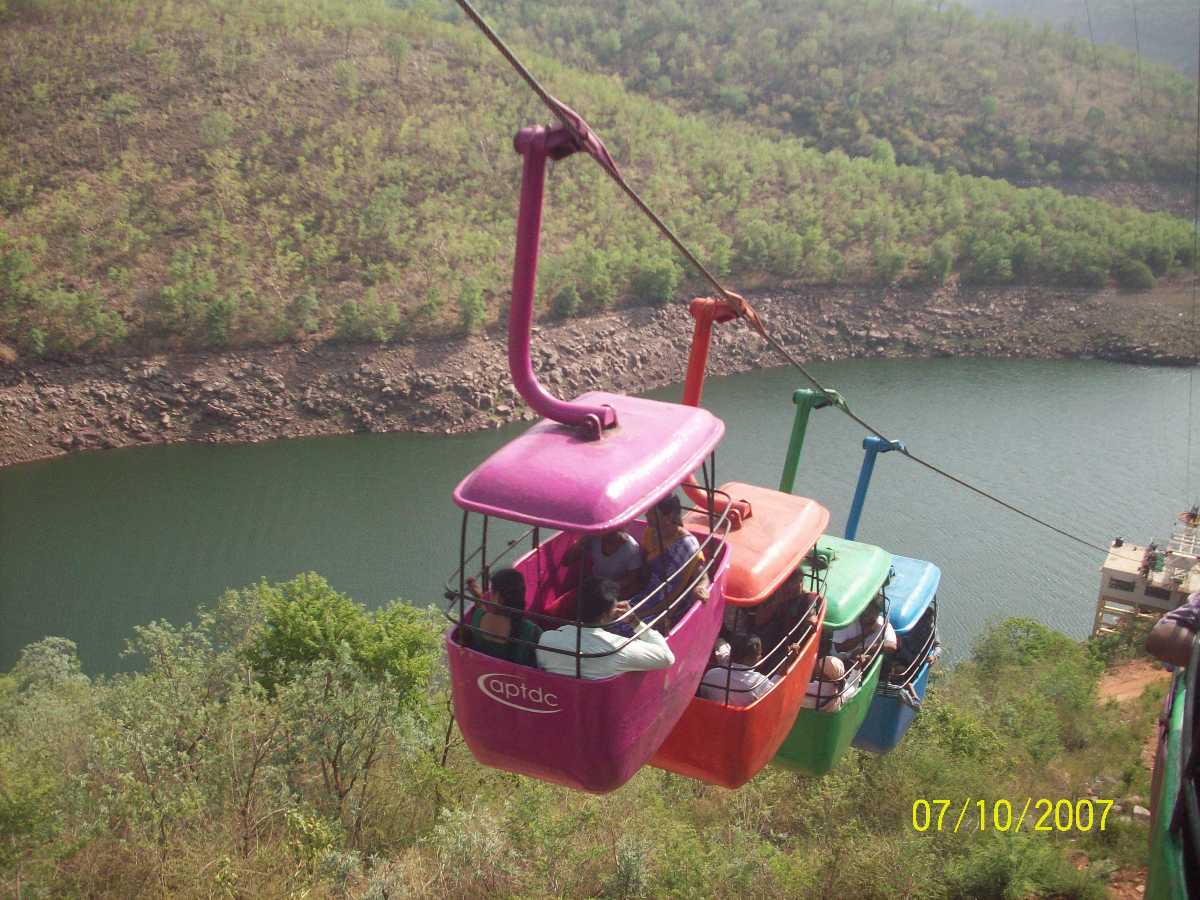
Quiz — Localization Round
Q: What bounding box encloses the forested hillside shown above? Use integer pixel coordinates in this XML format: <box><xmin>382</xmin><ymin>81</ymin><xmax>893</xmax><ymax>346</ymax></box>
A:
<box><xmin>0</xmin><ymin>576</ymin><xmax>1162</xmax><ymax>897</ymax></box>
<box><xmin>0</xmin><ymin>0</ymin><xmax>1193</xmax><ymax>362</ymax></box>
<box><xmin>964</xmin><ymin>0</ymin><xmax>1199</xmax><ymax>75</ymax></box>
<box><xmin>480</xmin><ymin>0</ymin><xmax>1197</xmax><ymax>181</ymax></box>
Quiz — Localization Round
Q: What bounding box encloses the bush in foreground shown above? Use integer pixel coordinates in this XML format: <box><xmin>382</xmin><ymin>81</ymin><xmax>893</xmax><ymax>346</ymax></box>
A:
<box><xmin>0</xmin><ymin>590</ymin><xmax>1157</xmax><ymax>897</ymax></box>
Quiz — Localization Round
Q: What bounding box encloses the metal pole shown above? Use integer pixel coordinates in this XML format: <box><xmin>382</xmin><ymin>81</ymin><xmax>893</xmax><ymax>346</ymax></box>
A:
<box><xmin>845</xmin><ymin>436</ymin><xmax>904</xmax><ymax>541</ymax></box>
<box><xmin>779</xmin><ymin>388</ymin><xmax>845</xmax><ymax>493</ymax></box>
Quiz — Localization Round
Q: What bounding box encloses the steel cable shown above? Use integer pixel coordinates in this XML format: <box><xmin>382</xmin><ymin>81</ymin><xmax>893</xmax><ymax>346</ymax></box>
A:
<box><xmin>451</xmin><ymin>0</ymin><xmax>1114</xmax><ymax>556</ymax></box>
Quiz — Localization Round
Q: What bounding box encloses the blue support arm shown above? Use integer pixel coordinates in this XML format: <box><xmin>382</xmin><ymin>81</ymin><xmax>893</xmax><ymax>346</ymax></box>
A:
<box><xmin>845</xmin><ymin>435</ymin><xmax>905</xmax><ymax>541</ymax></box>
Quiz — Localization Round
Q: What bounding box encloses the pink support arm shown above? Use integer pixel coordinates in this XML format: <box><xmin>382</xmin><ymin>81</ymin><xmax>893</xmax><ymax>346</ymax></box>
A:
<box><xmin>510</xmin><ymin>125</ymin><xmax>618</xmax><ymax>438</ymax></box>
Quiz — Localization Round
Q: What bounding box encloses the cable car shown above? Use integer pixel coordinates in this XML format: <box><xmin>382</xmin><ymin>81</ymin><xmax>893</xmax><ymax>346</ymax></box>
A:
<box><xmin>772</xmin><ymin>535</ymin><xmax>892</xmax><ymax>776</ymax></box>
<box><xmin>780</xmin><ymin>401</ymin><xmax>944</xmax><ymax>764</ymax></box>
<box><xmin>650</xmin><ymin>482</ymin><xmax>829</xmax><ymax>788</ymax></box>
<box><xmin>445</xmin><ymin>391</ymin><xmax>732</xmax><ymax>792</ymax></box>
<box><xmin>853</xmin><ymin>555</ymin><xmax>940</xmax><ymax>754</ymax></box>
<box><xmin>649</xmin><ymin>299</ymin><xmax>831</xmax><ymax>788</ymax></box>
<box><xmin>1147</xmin><ymin>634</ymin><xmax>1200</xmax><ymax>899</ymax></box>
<box><xmin>442</xmin><ymin>122</ymin><xmax>733</xmax><ymax>793</ymax></box>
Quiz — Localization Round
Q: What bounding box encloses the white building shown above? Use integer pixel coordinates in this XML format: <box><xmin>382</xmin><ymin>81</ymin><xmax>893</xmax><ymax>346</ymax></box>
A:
<box><xmin>1093</xmin><ymin>515</ymin><xmax>1200</xmax><ymax>637</ymax></box>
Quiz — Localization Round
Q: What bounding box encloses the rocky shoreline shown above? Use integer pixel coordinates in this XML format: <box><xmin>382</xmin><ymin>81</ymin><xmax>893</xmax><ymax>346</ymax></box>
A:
<box><xmin>1</xmin><ymin>282</ymin><xmax>1195</xmax><ymax>470</ymax></box>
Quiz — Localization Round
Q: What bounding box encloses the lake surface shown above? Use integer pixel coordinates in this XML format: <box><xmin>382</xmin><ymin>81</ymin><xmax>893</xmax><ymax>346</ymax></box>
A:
<box><xmin>2</xmin><ymin>358</ymin><xmax>1196</xmax><ymax>673</ymax></box>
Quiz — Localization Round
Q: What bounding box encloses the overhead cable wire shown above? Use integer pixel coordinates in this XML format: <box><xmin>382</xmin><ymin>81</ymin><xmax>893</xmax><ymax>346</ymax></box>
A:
<box><xmin>449</xmin><ymin>0</ymin><xmax>1112</xmax><ymax>556</ymax></box>
<box><xmin>1130</xmin><ymin>0</ymin><xmax>1143</xmax><ymax>101</ymax></box>
<box><xmin>1189</xmin><ymin>24</ymin><xmax>1200</xmax><ymax>503</ymax></box>
<box><xmin>1081</xmin><ymin>0</ymin><xmax>1100</xmax><ymax>69</ymax></box>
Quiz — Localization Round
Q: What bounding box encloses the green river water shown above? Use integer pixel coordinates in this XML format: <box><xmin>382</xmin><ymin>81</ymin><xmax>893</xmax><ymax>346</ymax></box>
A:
<box><xmin>1</xmin><ymin>357</ymin><xmax>1195</xmax><ymax>672</ymax></box>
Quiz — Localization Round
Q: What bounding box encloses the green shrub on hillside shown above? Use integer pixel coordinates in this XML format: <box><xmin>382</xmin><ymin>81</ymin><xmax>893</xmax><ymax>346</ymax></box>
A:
<box><xmin>0</xmin><ymin>585</ymin><xmax>1156</xmax><ymax>898</ymax></box>
<box><xmin>1115</xmin><ymin>258</ymin><xmax>1157</xmax><ymax>291</ymax></box>
<box><xmin>632</xmin><ymin>255</ymin><xmax>682</xmax><ymax>306</ymax></box>
<box><xmin>336</xmin><ymin>288</ymin><xmax>401</xmax><ymax>343</ymax></box>
<box><xmin>457</xmin><ymin>278</ymin><xmax>487</xmax><ymax>333</ymax></box>
<box><xmin>242</xmin><ymin>573</ymin><xmax>438</xmax><ymax>702</ymax></box>
<box><xmin>551</xmin><ymin>283</ymin><xmax>580</xmax><ymax>319</ymax></box>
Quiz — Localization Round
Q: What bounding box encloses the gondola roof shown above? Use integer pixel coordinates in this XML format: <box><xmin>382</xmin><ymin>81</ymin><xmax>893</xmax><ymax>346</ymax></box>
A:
<box><xmin>803</xmin><ymin>535</ymin><xmax>892</xmax><ymax>629</ymax></box>
<box><xmin>454</xmin><ymin>391</ymin><xmax>725</xmax><ymax>533</ymax></box>
<box><xmin>684</xmin><ymin>483</ymin><xmax>829</xmax><ymax>606</ymax></box>
<box><xmin>886</xmin><ymin>555</ymin><xmax>941</xmax><ymax>634</ymax></box>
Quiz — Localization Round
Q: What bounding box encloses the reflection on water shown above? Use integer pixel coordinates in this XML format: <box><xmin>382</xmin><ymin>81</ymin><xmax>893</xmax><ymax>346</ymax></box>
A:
<box><xmin>1</xmin><ymin>358</ymin><xmax>1196</xmax><ymax>672</ymax></box>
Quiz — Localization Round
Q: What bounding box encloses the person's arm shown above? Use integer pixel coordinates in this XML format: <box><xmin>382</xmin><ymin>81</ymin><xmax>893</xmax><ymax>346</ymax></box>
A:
<box><xmin>769</xmin><ymin>642</ymin><xmax>805</xmax><ymax>685</ymax></box>
<box><xmin>1147</xmin><ymin>619</ymin><xmax>1197</xmax><ymax>668</ymax></box>
<box><xmin>684</xmin><ymin>534</ymin><xmax>710</xmax><ymax>602</ymax></box>
<box><xmin>620</xmin><ymin>625</ymin><xmax>675</xmax><ymax>670</ymax></box>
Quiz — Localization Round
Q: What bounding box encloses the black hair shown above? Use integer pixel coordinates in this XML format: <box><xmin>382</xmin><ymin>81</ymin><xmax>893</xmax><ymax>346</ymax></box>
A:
<box><xmin>579</xmin><ymin>576</ymin><xmax>619</xmax><ymax>625</ymax></box>
<box><xmin>655</xmin><ymin>492</ymin><xmax>683</xmax><ymax>518</ymax></box>
<box><xmin>481</xmin><ymin>568</ymin><xmax>526</xmax><ymax>650</ymax></box>
<box><xmin>731</xmin><ymin>632</ymin><xmax>762</xmax><ymax>665</ymax></box>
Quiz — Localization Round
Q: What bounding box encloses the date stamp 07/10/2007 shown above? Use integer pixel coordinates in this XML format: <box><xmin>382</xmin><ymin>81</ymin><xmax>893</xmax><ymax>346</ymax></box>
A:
<box><xmin>911</xmin><ymin>798</ymin><xmax>1117</xmax><ymax>834</ymax></box>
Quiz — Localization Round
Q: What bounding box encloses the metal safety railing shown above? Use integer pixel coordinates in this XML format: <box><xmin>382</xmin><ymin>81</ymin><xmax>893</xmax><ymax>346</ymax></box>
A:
<box><xmin>702</xmin><ymin>591</ymin><xmax>826</xmax><ymax>706</ymax></box>
<box><xmin>806</xmin><ymin>593</ymin><xmax>891</xmax><ymax>713</ymax></box>
<box><xmin>442</xmin><ymin>494</ymin><xmax>734</xmax><ymax>677</ymax></box>
<box><xmin>876</xmin><ymin>601</ymin><xmax>939</xmax><ymax>695</ymax></box>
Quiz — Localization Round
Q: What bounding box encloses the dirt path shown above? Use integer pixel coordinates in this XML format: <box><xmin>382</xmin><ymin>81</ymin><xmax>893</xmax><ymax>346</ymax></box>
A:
<box><xmin>1099</xmin><ymin>659</ymin><xmax>1172</xmax><ymax>704</ymax></box>
<box><xmin>1096</xmin><ymin>659</ymin><xmax>1170</xmax><ymax>899</ymax></box>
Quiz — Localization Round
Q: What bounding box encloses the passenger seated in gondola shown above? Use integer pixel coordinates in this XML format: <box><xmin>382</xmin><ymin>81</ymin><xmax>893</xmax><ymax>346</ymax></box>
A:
<box><xmin>801</xmin><ymin>603</ymin><xmax>897</xmax><ymax>711</ymax></box>
<box><xmin>830</xmin><ymin>604</ymin><xmax>898</xmax><ymax>661</ymax></box>
<box><xmin>563</xmin><ymin>528</ymin><xmax>643</xmax><ymax>598</ymax></box>
<box><xmin>755</xmin><ymin>569</ymin><xmax>821</xmax><ymax>664</ymax></box>
<box><xmin>1146</xmin><ymin>590</ymin><xmax>1200</xmax><ymax>667</ymax></box>
<box><xmin>462</xmin><ymin>569</ymin><xmax>542</xmax><ymax>667</ymax></box>
<box><xmin>537</xmin><ymin>577</ymin><xmax>675</xmax><ymax>679</ymax></box>
<box><xmin>698</xmin><ymin>633</ymin><xmax>803</xmax><ymax>706</ymax></box>
<box><xmin>886</xmin><ymin>607</ymin><xmax>939</xmax><ymax>678</ymax></box>
<box><xmin>802</xmin><ymin>654</ymin><xmax>850</xmax><ymax>710</ymax></box>
<box><xmin>632</xmin><ymin>493</ymin><xmax>710</xmax><ymax>631</ymax></box>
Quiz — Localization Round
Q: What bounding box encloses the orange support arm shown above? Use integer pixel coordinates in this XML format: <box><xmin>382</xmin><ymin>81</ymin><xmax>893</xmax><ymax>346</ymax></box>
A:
<box><xmin>681</xmin><ymin>297</ymin><xmax>751</xmax><ymax>527</ymax></box>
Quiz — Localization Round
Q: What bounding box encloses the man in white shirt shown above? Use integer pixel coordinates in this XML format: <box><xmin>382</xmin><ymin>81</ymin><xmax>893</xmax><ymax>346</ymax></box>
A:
<box><xmin>830</xmin><ymin>607</ymin><xmax>898</xmax><ymax>659</ymax></box>
<box><xmin>698</xmin><ymin>633</ymin><xmax>804</xmax><ymax>706</ymax></box>
<box><xmin>537</xmin><ymin>577</ymin><xmax>675</xmax><ymax>680</ymax></box>
<box><xmin>698</xmin><ymin>634</ymin><xmax>775</xmax><ymax>706</ymax></box>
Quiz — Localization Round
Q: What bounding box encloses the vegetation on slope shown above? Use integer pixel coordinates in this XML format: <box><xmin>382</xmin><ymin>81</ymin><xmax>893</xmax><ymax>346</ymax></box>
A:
<box><xmin>0</xmin><ymin>0</ymin><xmax>1193</xmax><ymax>362</ymax></box>
<box><xmin>964</xmin><ymin>0</ymin><xmax>1200</xmax><ymax>76</ymax></box>
<box><xmin>0</xmin><ymin>575</ymin><xmax>1160</xmax><ymax>898</ymax></box>
<box><xmin>480</xmin><ymin>0</ymin><xmax>1198</xmax><ymax>182</ymax></box>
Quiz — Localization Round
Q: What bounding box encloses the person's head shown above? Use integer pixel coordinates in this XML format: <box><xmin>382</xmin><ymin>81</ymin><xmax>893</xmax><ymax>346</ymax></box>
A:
<box><xmin>579</xmin><ymin>576</ymin><xmax>620</xmax><ymax>625</ymax></box>
<box><xmin>730</xmin><ymin>633</ymin><xmax>763</xmax><ymax>667</ymax></box>
<box><xmin>600</xmin><ymin>529</ymin><xmax>627</xmax><ymax>552</ymax></box>
<box><xmin>785</xmin><ymin>567</ymin><xmax>806</xmax><ymax>597</ymax></box>
<box><xmin>819</xmin><ymin>655</ymin><xmax>846</xmax><ymax>681</ymax></box>
<box><xmin>489</xmin><ymin>568</ymin><xmax>525</xmax><ymax>612</ymax></box>
<box><xmin>655</xmin><ymin>492</ymin><xmax>683</xmax><ymax>526</ymax></box>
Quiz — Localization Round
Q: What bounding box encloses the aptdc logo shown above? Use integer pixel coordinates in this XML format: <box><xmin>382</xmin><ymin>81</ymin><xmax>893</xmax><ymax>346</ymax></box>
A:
<box><xmin>478</xmin><ymin>673</ymin><xmax>562</xmax><ymax>714</ymax></box>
